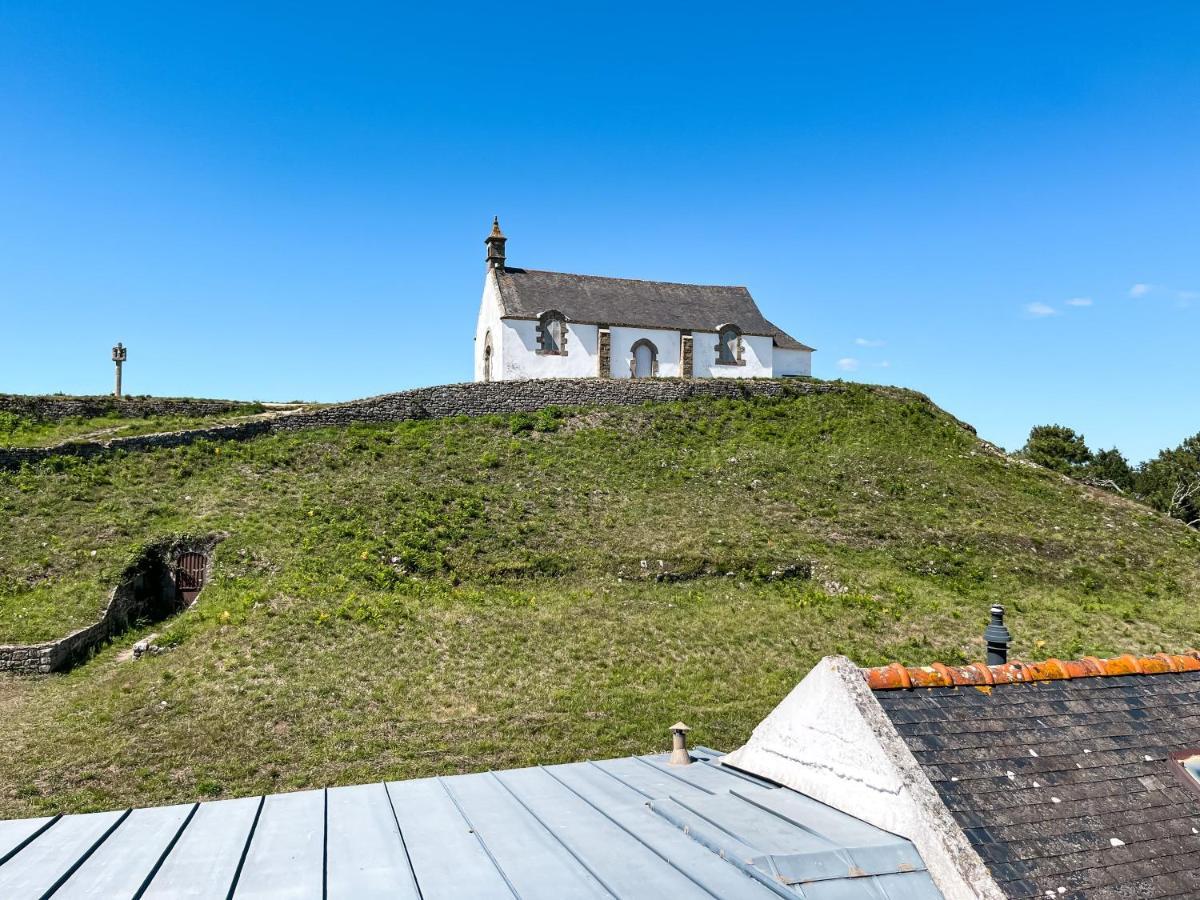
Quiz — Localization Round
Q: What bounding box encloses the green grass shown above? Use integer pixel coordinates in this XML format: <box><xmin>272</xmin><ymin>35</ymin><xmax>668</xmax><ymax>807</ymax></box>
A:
<box><xmin>0</xmin><ymin>406</ymin><xmax>269</xmax><ymax>449</ymax></box>
<box><xmin>1</xmin><ymin>384</ymin><xmax>1198</xmax><ymax>818</ymax></box>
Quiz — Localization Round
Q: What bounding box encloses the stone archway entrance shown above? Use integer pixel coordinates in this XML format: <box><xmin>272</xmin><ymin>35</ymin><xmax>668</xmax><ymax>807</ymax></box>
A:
<box><xmin>630</xmin><ymin>339</ymin><xmax>658</xmax><ymax>378</ymax></box>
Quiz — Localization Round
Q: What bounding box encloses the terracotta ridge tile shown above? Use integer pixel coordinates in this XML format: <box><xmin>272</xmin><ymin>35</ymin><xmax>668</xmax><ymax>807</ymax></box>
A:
<box><xmin>863</xmin><ymin>651</ymin><xmax>1200</xmax><ymax>690</ymax></box>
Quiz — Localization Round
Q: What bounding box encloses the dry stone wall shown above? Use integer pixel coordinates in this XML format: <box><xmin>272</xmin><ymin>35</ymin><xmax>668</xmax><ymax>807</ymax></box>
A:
<box><xmin>0</xmin><ymin>394</ymin><xmax>262</xmax><ymax>422</ymax></box>
<box><xmin>0</xmin><ymin>420</ymin><xmax>273</xmax><ymax>470</ymax></box>
<box><xmin>272</xmin><ymin>377</ymin><xmax>840</xmax><ymax>430</ymax></box>
<box><xmin>0</xmin><ymin>378</ymin><xmax>840</xmax><ymax>471</ymax></box>
<box><xmin>0</xmin><ymin>535</ymin><xmax>221</xmax><ymax>674</ymax></box>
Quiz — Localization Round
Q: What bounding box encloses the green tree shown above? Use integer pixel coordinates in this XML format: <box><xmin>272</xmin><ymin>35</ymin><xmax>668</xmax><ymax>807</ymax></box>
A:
<box><xmin>1138</xmin><ymin>433</ymin><xmax>1200</xmax><ymax>528</ymax></box>
<box><xmin>1084</xmin><ymin>447</ymin><xmax>1136</xmax><ymax>493</ymax></box>
<box><xmin>1021</xmin><ymin>425</ymin><xmax>1092</xmax><ymax>475</ymax></box>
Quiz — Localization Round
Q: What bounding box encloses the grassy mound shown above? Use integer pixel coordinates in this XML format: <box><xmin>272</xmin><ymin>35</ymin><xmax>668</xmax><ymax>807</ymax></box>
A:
<box><xmin>1</xmin><ymin>384</ymin><xmax>1197</xmax><ymax>817</ymax></box>
<box><xmin>0</xmin><ymin>406</ymin><xmax>269</xmax><ymax>449</ymax></box>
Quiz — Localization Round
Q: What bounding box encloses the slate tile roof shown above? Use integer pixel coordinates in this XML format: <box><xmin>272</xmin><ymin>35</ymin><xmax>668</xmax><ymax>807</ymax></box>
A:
<box><xmin>494</xmin><ymin>266</ymin><xmax>813</xmax><ymax>351</ymax></box>
<box><xmin>865</xmin><ymin>653</ymin><xmax>1200</xmax><ymax>899</ymax></box>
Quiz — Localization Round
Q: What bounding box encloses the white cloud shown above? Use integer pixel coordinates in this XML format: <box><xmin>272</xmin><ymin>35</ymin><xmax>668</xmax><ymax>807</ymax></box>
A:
<box><xmin>875</xmin><ymin>360</ymin><xmax>891</xmax><ymax>368</ymax></box>
<box><xmin>1025</xmin><ymin>302</ymin><xmax>1058</xmax><ymax>318</ymax></box>
<box><xmin>1127</xmin><ymin>283</ymin><xmax>1195</xmax><ymax>306</ymax></box>
<box><xmin>1065</xmin><ymin>297</ymin><xmax>1093</xmax><ymax>307</ymax></box>
<box><xmin>854</xmin><ymin>337</ymin><xmax>886</xmax><ymax>347</ymax></box>
<box><xmin>836</xmin><ymin>357</ymin><xmax>860</xmax><ymax>372</ymax></box>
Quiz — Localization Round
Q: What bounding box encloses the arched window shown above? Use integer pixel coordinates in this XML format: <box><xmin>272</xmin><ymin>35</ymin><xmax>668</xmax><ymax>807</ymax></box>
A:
<box><xmin>716</xmin><ymin>324</ymin><xmax>743</xmax><ymax>366</ymax></box>
<box><xmin>537</xmin><ymin>310</ymin><xmax>568</xmax><ymax>355</ymax></box>
<box><xmin>630</xmin><ymin>339</ymin><xmax>658</xmax><ymax>378</ymax></box>
<box><xmin>482</xmin><ymin>331</ymin><xmax>493</xmax><ymax>382</ymax></box>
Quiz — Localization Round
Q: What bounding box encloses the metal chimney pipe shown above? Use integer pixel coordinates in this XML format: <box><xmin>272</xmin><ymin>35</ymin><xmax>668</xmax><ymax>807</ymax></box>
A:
<box><xmin>668</xmin><ymin>722</ymin><xmax>692</xmax><ymax>766</ymax></box>
<box><xmin>984</xmin><ymin>604</ymin><xmax>1012</xmax><ymax>665</ymax></box>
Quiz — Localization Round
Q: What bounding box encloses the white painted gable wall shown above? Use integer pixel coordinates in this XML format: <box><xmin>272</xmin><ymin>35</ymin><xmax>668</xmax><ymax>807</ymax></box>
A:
<box><xmin>473</xmin><ymin>273</ymin><xmax>505</xmax><ymax>382</ymax></box>
<box><xmin>723</xmin><ymin>656</ymin><xmax>1006</xmax><ymax>900</ymax></box>
<box><xmin>773</xmin><ymin>348</ymin><xmax>813</xmax><ymax>377</ymax></box>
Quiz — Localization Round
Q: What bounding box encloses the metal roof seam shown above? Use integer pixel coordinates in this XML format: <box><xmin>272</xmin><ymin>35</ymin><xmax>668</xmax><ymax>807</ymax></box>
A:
<box><xmin>485</xmin><ymin>770</ymin><xmax>621</xmax><ymax>899</ymax></box>
<box><xmin>696</xmin><ymin>758</ymin><xmax>779</xmax><ymax>791</ymax></box>
<box><xmin>131</xmin><ymin>802</ymin><xmax>199</xmax><ymax>900</ymax></box>
<box><xmin>630</xmin><ymin>754</ymin><xmax>718</xmax><ymax>795</ymax></box>
<box><xmin>584</xmin><ymin>759</ymin><xmax>656</xmax><ymax>800</ymax></box>
<box><xmin>725</xmin><ymin>789</ymin><xmax>925</xmax><ymax>884</ymax></box>
<box><xmin>225</xmin><ymin>794</ymin><xmax>266</xmax><ymax>899</ymax></box>
<box><xmin>652</xmin><ymin>791</ymin><xmax>752</xmax><ymax>846</ymax></box>
<box><xmin>712</xmin><ymin>759</ymin><xmax>793</xmax><ymax>791</ymax></box>
<box><xmin>725</xmin><ymin>788</ymin><xmax>848</xmax><ymax>850</ymax></box>
<box><xmin>434</xmin><ymin>776</ymin><xmax>520</xmax><ymax>900</ymax></box>
<box><xmin>0</xmin><ymin>753</ymin><xmax>938</xmax><ymax>899</ymax></box>
<box><xmin>642</xmin><ymin>799</ymin><xmax>796</xmax><ymax>899</ymax></box>
<box><xmin>536</xmin><ymin>764</ymin><xmax>732</xmax><ymax>900</ymax></box>
<box><xmin>321</xmin><ymin>787</ymin><xmax>328</xmax><ymax>900</ymax></box>
<box><xmin>0</xmin><ymin>814</ymin><xmax>60</xmax><ymax>868</ymax></box>
<box><xmin>380</xmin><ymin>781</ymin><xmax>424</xmax><ymax>900</ymax></box>
<box><xmin>41</xmin><ymin>807</ymin><xmax>131</xmax><ymax>900</ymax></box>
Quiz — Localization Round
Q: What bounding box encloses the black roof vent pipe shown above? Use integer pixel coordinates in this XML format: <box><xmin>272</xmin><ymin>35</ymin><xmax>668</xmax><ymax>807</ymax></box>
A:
<box><xmin>984</xmin><ymin>604</ymin><xmax>1012</xmax><ymax>666</ymax></box>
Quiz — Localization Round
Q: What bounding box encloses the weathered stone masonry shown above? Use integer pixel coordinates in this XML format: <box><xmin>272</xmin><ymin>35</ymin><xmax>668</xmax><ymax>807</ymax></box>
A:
<box><xmin>0</xmin><ymin>535</ymin><xmax>221</xmax><ymax>674</ymax></box>
<box><xmin>0</xmin><ymin>378</ymin><xmax>839</xmax><ymax>470</ymax></box>
<box><xmin>0</xmin><ymin>394</ymin><xmax>262</xmax><ymax>422</ymax></box>
<box><xmin>270</xmin><ymin>378</ymin><xmax>839</xmax><ymax>430</ymax></box>
<box><xmin>0</xmin><ymin>420</ymin><xmax>274</xmax><ymax>470</ymax></box>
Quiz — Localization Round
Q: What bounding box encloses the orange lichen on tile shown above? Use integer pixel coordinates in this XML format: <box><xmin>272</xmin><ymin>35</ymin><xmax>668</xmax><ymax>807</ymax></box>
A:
<box><xmin>863</xmin><ymin>651</ymin><xmax>1200</xmax><ymax>690</ymax></box>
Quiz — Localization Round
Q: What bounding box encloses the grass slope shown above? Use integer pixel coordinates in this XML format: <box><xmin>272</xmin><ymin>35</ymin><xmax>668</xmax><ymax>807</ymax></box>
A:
<box><xmin>1</xmin><ymin>384</ymin><xmax>1198</xmax><ymax>818</ymax></box>
<box><xmin>0</xmin><ymin>405</ymin><xmax>268</xmax><ymax>449</ymax></box>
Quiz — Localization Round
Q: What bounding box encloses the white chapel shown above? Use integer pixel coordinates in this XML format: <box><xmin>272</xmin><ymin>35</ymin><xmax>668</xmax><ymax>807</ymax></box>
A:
<box><xmin>474</xmin><ymin>219</ymin><xmax>813</xmax><ymax>382</ymax></box>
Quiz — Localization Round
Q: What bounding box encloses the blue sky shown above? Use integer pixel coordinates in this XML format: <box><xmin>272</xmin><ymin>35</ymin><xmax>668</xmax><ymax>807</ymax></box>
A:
<box><xmin>1</xmin><ymin>3</ymin><xmax>1196</xmax><ymax>462</ymax></box>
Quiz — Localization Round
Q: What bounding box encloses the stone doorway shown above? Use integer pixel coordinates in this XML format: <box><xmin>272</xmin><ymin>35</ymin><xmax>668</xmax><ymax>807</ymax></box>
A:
<box><xmin>631</xmin><ymin>339</ymin><xmax>659</xmax><ymax>378</ymax></box>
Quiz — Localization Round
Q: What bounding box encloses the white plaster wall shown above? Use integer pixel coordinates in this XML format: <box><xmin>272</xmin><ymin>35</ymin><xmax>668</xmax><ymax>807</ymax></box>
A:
<box><xmin>473</xmin><ymin>272</ymin><xmax>505</xmax><ymax>382</ymax></box>
<box><xmin>499</xmin><ymin>319</ymin><xmax>599</xmax><ymax>381</ymax></box>
<box><xmin>691</xmin><ymin>332</ymin><xmax>774</xmax><ymax>379</ymax></box>
<box><xmin>608</xmin><ymin>326</ymin><xmax>682</xmax><ymax>378</ymax></box>
<box><xmin>773</xmin><ymin>348</ymin><xmax>812</xmax><ymax>377</ymax></box>
<box><xmin>723</xmin><ymin>656</ymin><xmax>1006</xmax><ymax>900</ymax></box>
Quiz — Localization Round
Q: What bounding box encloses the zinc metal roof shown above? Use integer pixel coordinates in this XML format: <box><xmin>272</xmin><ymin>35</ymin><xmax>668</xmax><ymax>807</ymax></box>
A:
<box><xmin>0</xmin><ymin>747</ymin><xmax>939</xmax><ymax>899</ymax></box>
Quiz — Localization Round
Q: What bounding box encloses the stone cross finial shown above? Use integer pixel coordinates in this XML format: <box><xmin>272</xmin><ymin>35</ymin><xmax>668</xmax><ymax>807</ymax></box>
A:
<box><xmin>112</xmin><ymin>342</ymin><xmax>127</xmax><ymax>398</ymax></box>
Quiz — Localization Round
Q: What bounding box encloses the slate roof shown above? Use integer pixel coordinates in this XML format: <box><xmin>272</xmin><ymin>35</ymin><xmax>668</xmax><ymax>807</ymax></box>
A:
<box><xmin>494</xmin><ymin>267</ymin><xmax>813</xmax><ymax>351</ymax></box>
<box><xmin>867</xmin><ymin>654</ymin><xmax>1200</xmax><ymax>899</ymax></box>
<box><xmin>0</xmin><ymin>747</ymin><xmax>939</xmax><ymax>899</ymax></box>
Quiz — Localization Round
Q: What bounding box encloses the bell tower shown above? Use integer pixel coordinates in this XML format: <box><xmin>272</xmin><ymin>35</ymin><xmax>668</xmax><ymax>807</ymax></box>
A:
<box><xmin>485</xmin><ymin>217</ymin><xmax>506</xmax><ymax>270</ymax></box>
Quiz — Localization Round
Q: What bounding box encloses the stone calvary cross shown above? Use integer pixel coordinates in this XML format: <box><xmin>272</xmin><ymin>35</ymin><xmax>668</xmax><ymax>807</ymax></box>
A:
<box><xmin>112</xmin><ymin>342</ymin><xmax>127</xmax><ymax>398</ymax></box>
